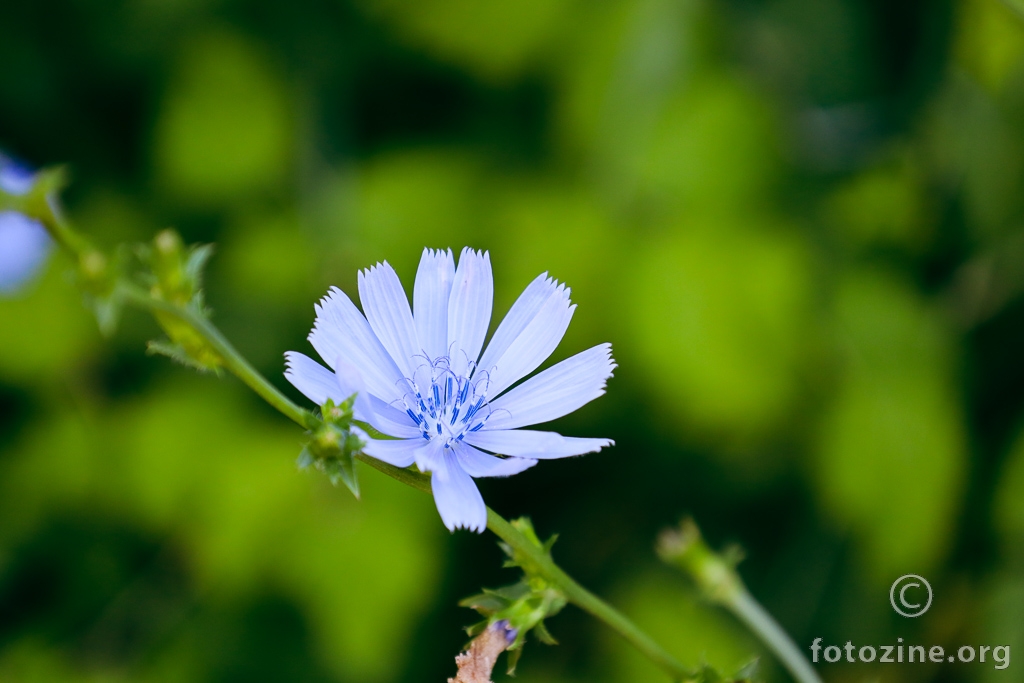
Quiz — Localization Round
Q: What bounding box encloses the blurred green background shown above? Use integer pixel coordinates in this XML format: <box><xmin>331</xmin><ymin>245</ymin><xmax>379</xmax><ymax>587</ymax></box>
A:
<box><xmin>2</xmin><ymin>0</ymin><xmax>1024</xmax><ymax>681</ymax></box>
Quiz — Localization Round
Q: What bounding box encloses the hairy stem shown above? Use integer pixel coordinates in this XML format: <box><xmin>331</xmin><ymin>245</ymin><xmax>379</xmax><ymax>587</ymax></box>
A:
<box><xmin>332</xmin><ymin>453</ymin><xmax>696</xmax><ymax>680</ymax></box>
<box><xmin>130</xmin><ymin>289</ymin><xmax>695</xmax><ymax>680</ymax></box>
<box><xmin>119</xmin><ymin>284</ymin><xmax>318</xmax><ymax>430</ymax></box>
<box><xmin>487</xmin><ymin>512</ymin><xmax>695</xmax><ymax>680</ymax></box>
<box><xmin>31</xmin><ymin>207</ymin><xmax>696</xmax><ymax>682</ymax></box>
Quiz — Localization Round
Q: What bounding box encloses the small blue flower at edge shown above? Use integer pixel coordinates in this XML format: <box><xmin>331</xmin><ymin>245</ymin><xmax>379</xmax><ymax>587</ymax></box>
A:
<box><xmin>0</xmin><ymin>153</ymin><xmax>52</xmax><ymax>295</ymax></box>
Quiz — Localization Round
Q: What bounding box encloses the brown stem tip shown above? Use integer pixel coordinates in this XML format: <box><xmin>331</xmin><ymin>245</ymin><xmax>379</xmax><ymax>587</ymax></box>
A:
<box><xmin>448</xmin><ymin>621</ymin><xmax>517</xmax><ymax>683</ymax></box>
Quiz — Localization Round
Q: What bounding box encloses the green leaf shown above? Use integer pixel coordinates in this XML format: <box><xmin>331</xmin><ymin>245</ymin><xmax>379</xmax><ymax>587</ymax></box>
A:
<box><xmin>533</xmin><ymin>619</ymin><xmax>557</xmax><ymax>645</ymax></box>
<box><xmin>458</xmin><ymin>524</ymin><xmax>569</xmax><ymax>673</ymax></box>
<box><xmin>88</xmin><ymin>292</ymin><xmax>123</xmax><ymax>338</ymax></box>
<box><xmin>459</xmin><ymin>592</ymin><xmax>509</xmax><ymax>614</ymax></box>
<box><xmin>541</xmin><ymin>533</ymin><xmax>559</xmax><ymax>554</ymax></box>
<box><xmin>336</xmin><ymin>451</ymin><xmax>359</xmax><ymax>499</ymax></box>
<box><xmin>733</xmin><ymin>657</ymin><xmax>760</xmax><ymax>682</ymax></box>
<box><xmin>146</xmin><ymin>339</ymin><xmax>221</xmax><ymax>374</ymax></box>
<box><xmin>184</xmin><ymin>243</ymin><xmax>215</xmax><ymax>284</ymax></box>
<box><xmin>505</xmin><ymin>646</ymin><xmax>523</xmax><ymax>676</ymax></box>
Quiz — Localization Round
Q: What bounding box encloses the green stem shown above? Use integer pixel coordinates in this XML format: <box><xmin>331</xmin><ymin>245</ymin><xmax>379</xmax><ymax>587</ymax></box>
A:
<box><xmin>34</xmin><ymin>201</ymin><xmax>694</xmax><ymax>681</ymax></box>
<box><xmin>119</xmin><ymin>284</ymin><xmax>318</xmax><ymax>431</ymax></box>
<box><xmin>487</xmin><ymin>511</ymin><xmax>695</xmax><ymax>681</ymax></box>
<box><xmin>336</xmin><ymin>456</ymin><xmax>697</xmax><ymax>680</ymax></box>
<box><xmin>658</xmin><ymin>520</ymin><xmax>821</xmax><ymax>683</ymax></box>
<box><xmin>127</xmin><ymin>288</ymin><xmax>693</xmax><ymax>680</ymax></box>
<box><xmin>729</xmin><ymin>590</ymin><xmax>821</xmax><ymax>683</ymax></box>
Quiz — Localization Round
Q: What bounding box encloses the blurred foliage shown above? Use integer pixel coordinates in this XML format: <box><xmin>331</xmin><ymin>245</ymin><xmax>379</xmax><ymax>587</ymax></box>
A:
<box><xmin>2</xmin><ymin>0</ymin><xmax>1024</xmax><ymax>682</ymax></box>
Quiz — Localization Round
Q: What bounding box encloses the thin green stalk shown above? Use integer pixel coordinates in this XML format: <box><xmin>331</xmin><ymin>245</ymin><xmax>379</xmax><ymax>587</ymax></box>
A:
<box><xmin>294</xmin><ymin>439</ymin><xmax>696</xmax><ymax>679</ymax></box>
<box><xmin>487</xmin><ymin>511</ymin><xmax>695</xmax><ymax>681</ymax></box>
<box><xmin>129</xmin><ymin>290</ymin><xmax>692</xmax><ymax>680</ymax></box>
<box><xmin>29</xmin><ymin>192</ymin><xmax>698</xmax><ymax>680</ymax></box>
<box><xmin>118</xmin><ymin>284</ymin><xmax>318</xmax><ymax>430</ymax></box>
<box><xmin>729</xmin><ymin>589</ymin><xmax>821</xmax><ymax>683</ymax></box>
<box><xmin>659</xmin><ymin>520</ymin><xmax>822</xmax><ymax>683</ymax></box>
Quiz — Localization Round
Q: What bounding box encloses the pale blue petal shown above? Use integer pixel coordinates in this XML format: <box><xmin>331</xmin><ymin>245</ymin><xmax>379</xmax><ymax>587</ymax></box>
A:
<box><xmin>363</xmin><ymin>398</ymin><xmax>422</xmax><ymax>438</ymax></box>
<box><xmin>334</xmin><ymin>360</ymin><xmax>421</xmax><ymax>438</ymax></box>
<box><xmin>453</xmin><ymin>442</ymin><xmax>538</xmax><ymax>477</ymax></box>
<box><xmin>447</xmin><ymin>248</ymin><xmax>492</xmax><ymax>376</ymax></box>
<box><xmin>359</xmin><ymin>261</ymin><xmax>421</xmax><ymax>379</ymax></box>
<box><xmin>477</xmin><ymin>273</ymin><xmax>553</xmax><ymax>371</ymax></box>
<box><xmin>413</xmin><ymin>438</ymin><xmax>444</xmax><ymax>473</ymax></box>
<box><xmin>414</xmin><ymin>248</ymin><xmax>455</xmax><ymax>361</ymax></box>
<box><xmin>283</xmin><ymin>352</ymin><xmax>419</xmax><ymax>437</ymax></box>
<box><xmin>463</xmin><ymin>429</ymin><xmax>612</xmax><ymax>459</ymax></box>
<box><xmin>360</xmin><ymin>435</ymin><xmax>420</xmax><ymax>468</ymax></box>
<box><xmin>487</xmin><ymin>343</ymin><xmax>616</xmax><ymax>430</ymax></box>
<box><xmin>308</xmin><ymin>287</ymin><xmax>405</xmax><ymax>402</ymax></box>
<box><xmin>0</xmin><ymin>212</ymin><xmax>51</xmax><ymax>294</ymax></box>
<box><xmin>284</xmin><ymin>351</ymin><xmax>346</xmax><ymax>405</ymax></box>
<box><xmin>430</xmin><ymin>448</ymin><xmax>487</xmax><ymax>532</ymax></box>
<box><xmin>476</xmin><ymin>276</ymin><xmax>573</xmax><ymax>398</ymax></box>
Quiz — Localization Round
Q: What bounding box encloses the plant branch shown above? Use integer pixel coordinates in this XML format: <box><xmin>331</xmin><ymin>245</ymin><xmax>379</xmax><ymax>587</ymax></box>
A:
<box><xmin>488</xmin><ymin>512</ymin><xmax>696</xmax><ymax>681</ymax></box>
<box><xmin>118</xmin><ymin>284</ymin><xmax>318</xmax><ymax>430</ymax></box>
<box><xmin>128</xmin><ymin>287</ymin><xmax>695</xmax><ymax>680</ymax></box>
<box><xmin>659</xmin><ymin>519</ymin><xmax>822</xmax><ymax>683</ymax></box>
<box><xmin>32</xmin><ymin>205</ymin><xmax>696</xmax><ymax>682</ymax></box>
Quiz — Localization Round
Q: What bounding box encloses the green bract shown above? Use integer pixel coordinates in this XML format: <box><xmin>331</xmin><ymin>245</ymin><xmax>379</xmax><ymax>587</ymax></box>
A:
<box><xmin>298</xmin><ymin>396</ymin><xmax>365</xmax><ymax>498</ymax></box>
<box><xmin>140</xmin><ymin>229</ymin><xmax>221</xmax><ymax>370</ymax></box>
<box><xmin>460</xmin><ymin>517</ymin><xmax>567</xmax><ymax>674</ymax></box>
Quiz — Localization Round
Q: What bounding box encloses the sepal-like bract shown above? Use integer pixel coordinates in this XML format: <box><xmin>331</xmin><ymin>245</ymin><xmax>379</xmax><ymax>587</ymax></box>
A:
<box><xmin>139</xmin><ymin>229</ymin><xmax>221</xmax><ymax>371</ymax></box>
<box><xmin>459</xmin><ymin>517</ymin><xmax>567</xmax><ymax>675</ymax></box>
<box><xmin>298</xmin><ymin>396</ymin><xmax>365</xmax><ymax>498</ymax></box>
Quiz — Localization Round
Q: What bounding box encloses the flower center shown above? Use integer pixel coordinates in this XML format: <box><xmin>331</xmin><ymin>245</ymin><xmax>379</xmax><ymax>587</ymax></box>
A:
<box><xmin>401</xmin><ymin>356</ymin><xmax>494</xmax><ymax>448</ymax></box>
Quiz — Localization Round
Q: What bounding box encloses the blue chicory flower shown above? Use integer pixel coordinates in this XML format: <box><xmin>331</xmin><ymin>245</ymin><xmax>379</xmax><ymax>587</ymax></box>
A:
<box><xmin>285</xmin><ymin>248</ymin><xmax>616</xmax><ymax>532</ymax></box>
<box><xmin>0</xmin><ymin>154</ymin><xmax>51</xmax><ymax>294</ymax></box>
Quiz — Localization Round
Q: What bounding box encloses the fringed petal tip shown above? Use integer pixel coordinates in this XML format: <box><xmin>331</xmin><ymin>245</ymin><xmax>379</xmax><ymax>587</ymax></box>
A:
<box><xmin>283</xmin><ymin>351</ymin><xmax>343</xmax><ymax>406</ymax></box>
<box><xmin>458</xmin><ymin>246</ymin><xmax>490</xmax><ymax>262</ymax></box>
<box><xmin>420</xmin><ymin>246</ymin><xmax>454</xmax><ymax>261</ymax></box>
<box><xmin>432</xmin><ymin>451</ymin><xmax>488</xmax><ymax>533</ymax></box>
<box><xmin>464</xmin><ymin>430</ymin><xmax>613</xmax><ymax>459</ymax></box>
